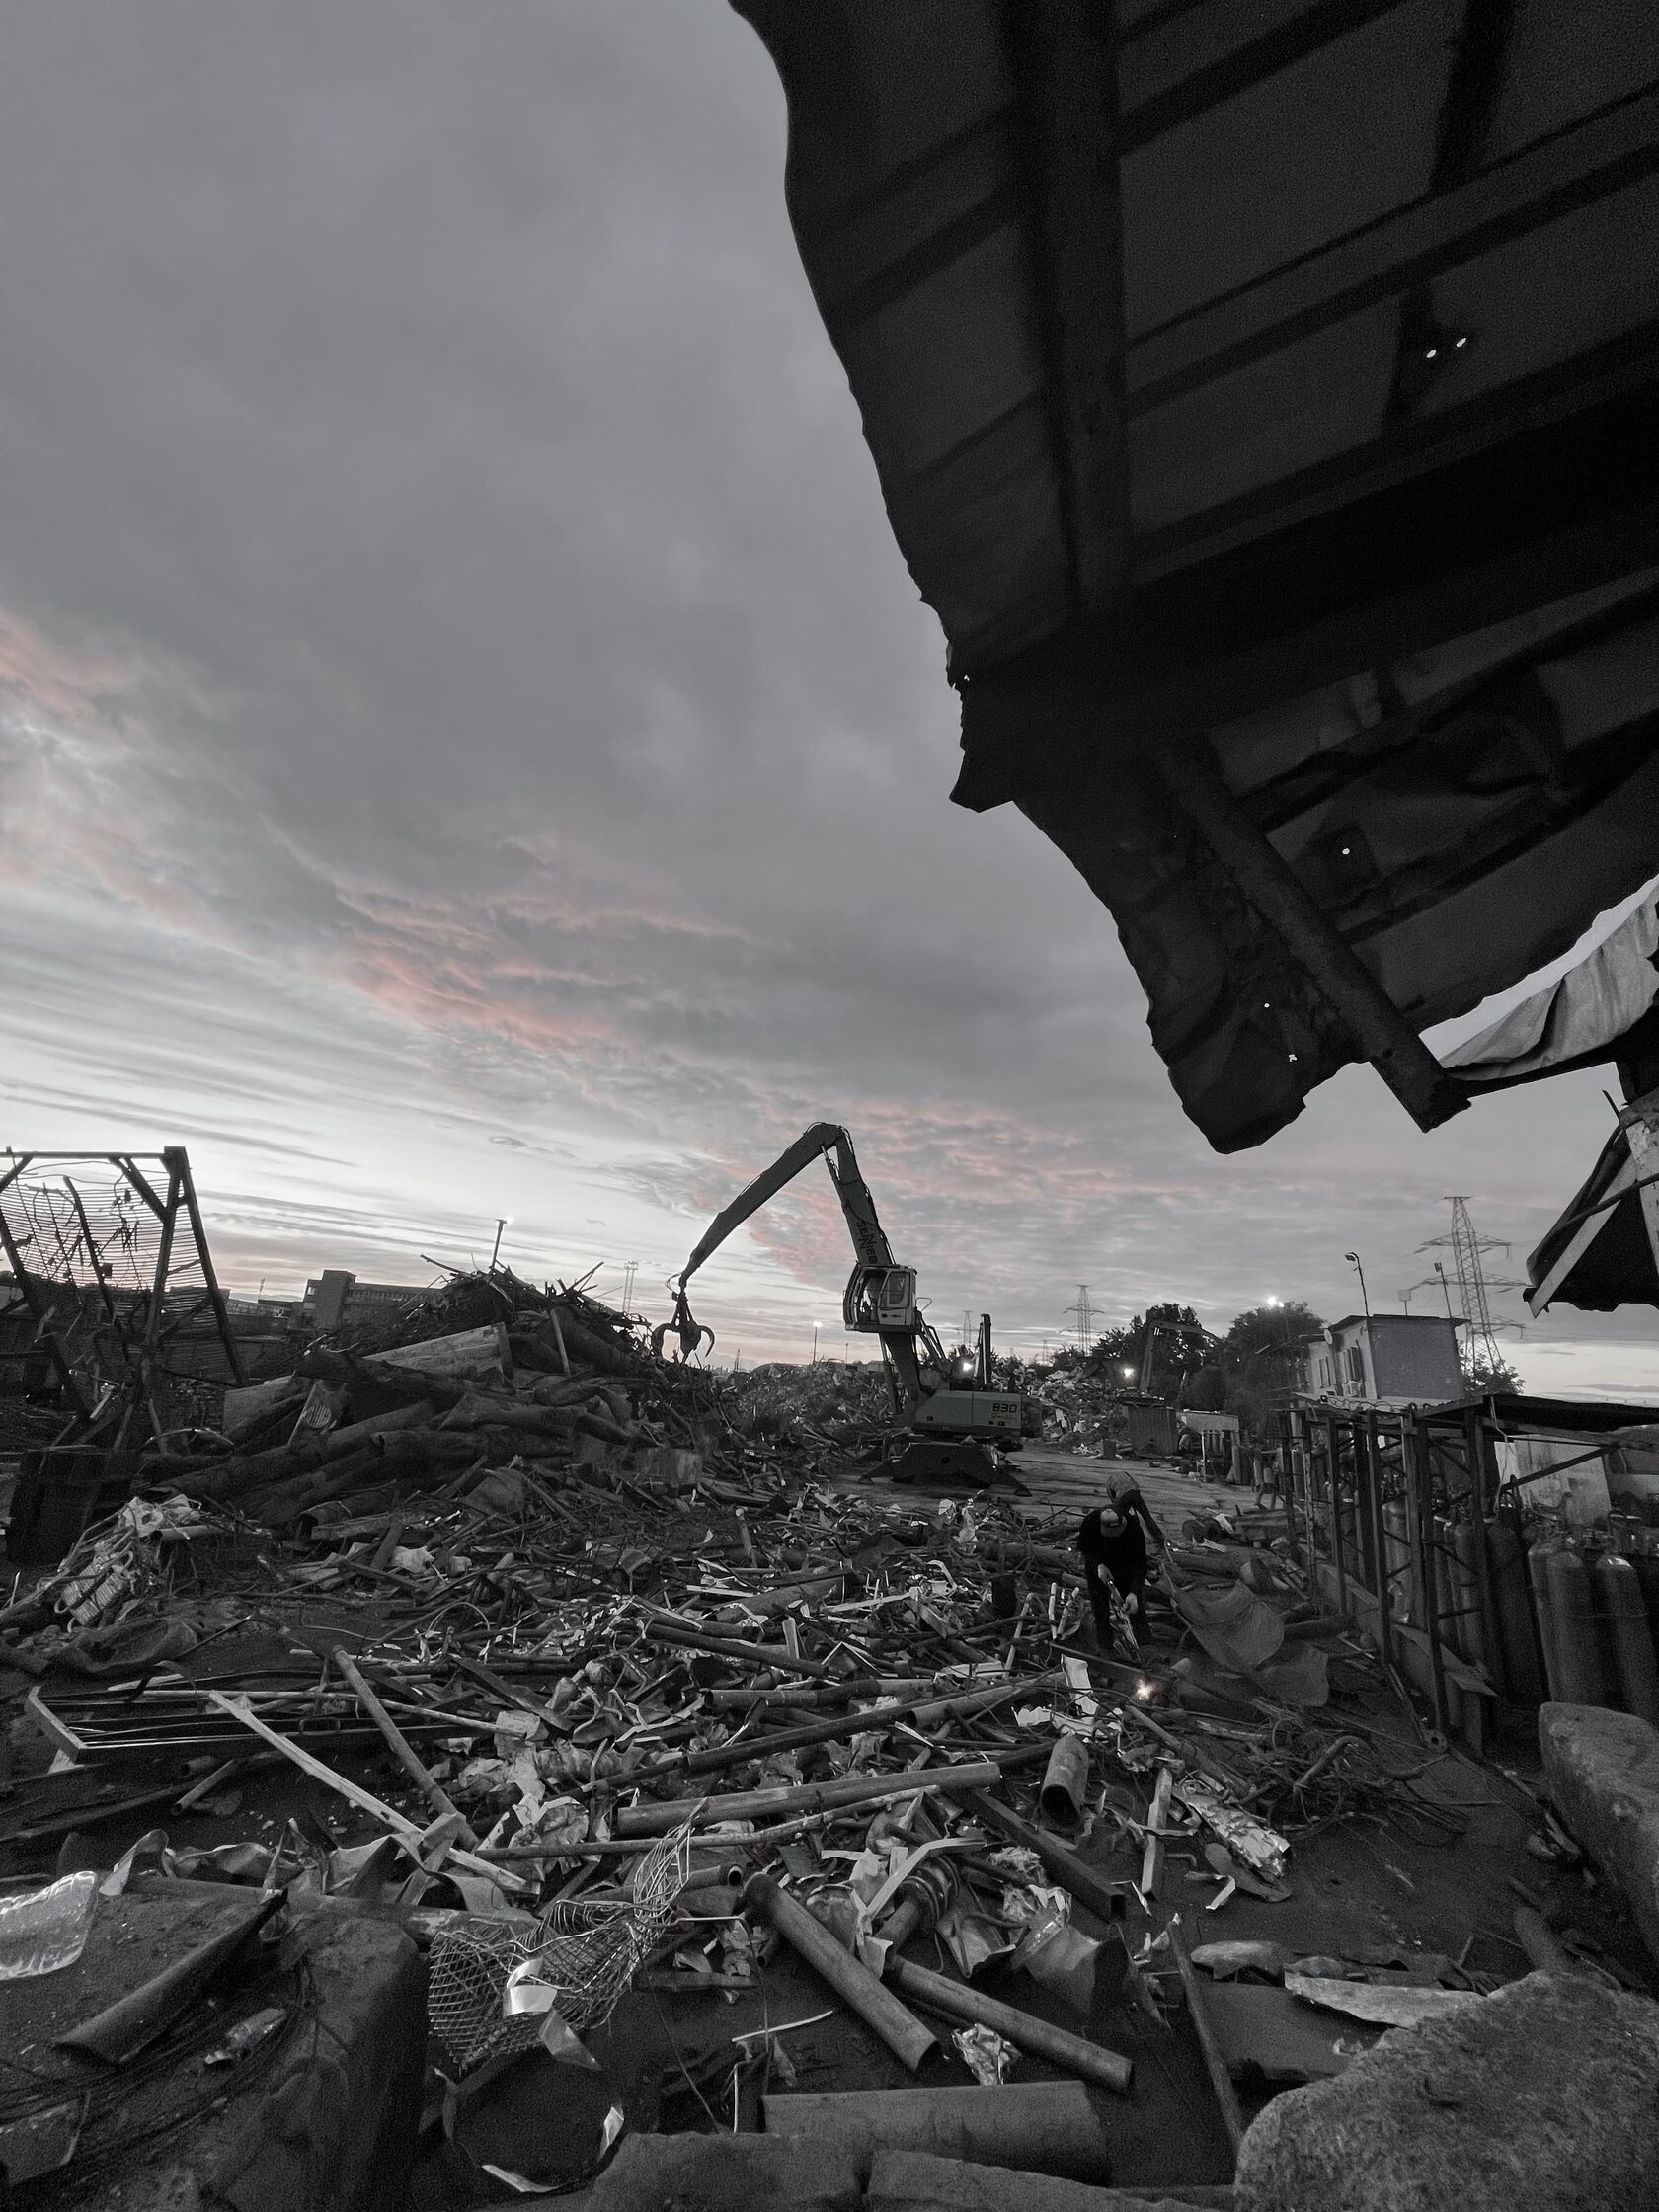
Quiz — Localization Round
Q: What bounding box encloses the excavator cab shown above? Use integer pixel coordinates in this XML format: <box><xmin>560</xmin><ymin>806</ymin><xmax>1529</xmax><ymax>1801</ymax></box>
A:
<box><xmin>842</xmin><ymin>1263</ymin><xmax>919</xmax><ymax>1336</ymax></box>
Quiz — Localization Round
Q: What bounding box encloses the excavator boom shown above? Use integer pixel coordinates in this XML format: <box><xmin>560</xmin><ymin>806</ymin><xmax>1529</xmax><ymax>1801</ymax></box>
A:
<box><xmin>679</xmin><ymin>1124</ymin><xmax>891</xmax><ymax>1289</ymax></box>
<box><xmin>662</xmin><ymin>1124</ymin><xmax>1036</xmax><ymax>1477</ymax></box>
<box><xmin>668</xmin><ymin>1123</ymin><xmax>929</xmax><ymax>1408</ymax></box>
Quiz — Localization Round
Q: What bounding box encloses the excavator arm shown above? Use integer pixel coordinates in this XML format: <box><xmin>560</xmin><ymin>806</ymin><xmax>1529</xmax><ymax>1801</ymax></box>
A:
<box><xmin>659</xmin><ymin>1123</ymin><xmax>938</xmax><ymax>1411</ymax></box>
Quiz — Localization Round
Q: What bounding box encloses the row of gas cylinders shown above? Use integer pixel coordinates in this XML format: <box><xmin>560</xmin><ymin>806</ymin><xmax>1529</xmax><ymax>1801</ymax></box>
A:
<box><xmin>1521</xmin><ymin>1537</ymin><xmax>1659</xmax><ymax>1725</ymax></box>
<box><xmin>1335</xmin><ymin>1490</ymin><xmax>1659</xmax><ymax>1719</ymax></box>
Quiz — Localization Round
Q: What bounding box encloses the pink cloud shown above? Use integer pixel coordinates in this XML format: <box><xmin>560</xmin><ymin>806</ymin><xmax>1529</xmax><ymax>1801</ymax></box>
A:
<box><xmin>0</xmin><ymin>610</ymin><xmax>126</xmax><ymax>724</ymax></box>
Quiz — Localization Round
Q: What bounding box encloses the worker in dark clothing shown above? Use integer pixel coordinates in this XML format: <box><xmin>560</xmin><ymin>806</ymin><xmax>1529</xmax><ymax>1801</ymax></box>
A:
<box><xmin>1078</xmin><ymin>1481</ymin><xmax>1159</xmax><ymax>1648</ymax></box>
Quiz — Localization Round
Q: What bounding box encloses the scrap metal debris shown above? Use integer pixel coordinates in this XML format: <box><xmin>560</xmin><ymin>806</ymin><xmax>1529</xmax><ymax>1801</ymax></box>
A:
<box><xmin>0</xmin><ymin>1257</ymin><xmax>1609</xmax><ymax>2204</ymax></box>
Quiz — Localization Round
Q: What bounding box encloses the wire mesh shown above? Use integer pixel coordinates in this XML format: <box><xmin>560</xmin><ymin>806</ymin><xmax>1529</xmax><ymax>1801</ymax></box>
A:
<box><xmin>427</xmin><ymin>1819</ymin><xmax>692</xmax><ymax>2076</ymax></box>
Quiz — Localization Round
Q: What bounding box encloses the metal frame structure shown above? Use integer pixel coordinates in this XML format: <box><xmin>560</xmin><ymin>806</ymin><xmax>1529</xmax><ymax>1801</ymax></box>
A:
<box><xmin>0</xmin><ymin>1147</ymin><xmax>244</xmax><ymax>1448</ymax></box>
<box><xmin>1280</xmin><ymin>1398</ymin><xmax>1507</xmax><ymax>1751</ymax></box>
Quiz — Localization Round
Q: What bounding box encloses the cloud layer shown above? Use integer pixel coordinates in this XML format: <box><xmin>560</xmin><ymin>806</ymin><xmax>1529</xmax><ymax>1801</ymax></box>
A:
<box><xmin>1</xmin><ymin>2</ymin><xmax>1654</xmax><ymax>1396</ymax></box>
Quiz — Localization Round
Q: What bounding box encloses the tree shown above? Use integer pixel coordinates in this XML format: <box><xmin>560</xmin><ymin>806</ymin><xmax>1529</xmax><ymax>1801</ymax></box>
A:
<box><xmin>1464</xmin><ymin>1347</ymin><xmax>1523</xmax><ymax>1394</ymax></box>
<box><xmin>1221</xmin><ymin>1303</ymin><xmax>1324</xmax><ymax>1373</ymax></box>
<box><xmin>1085</xmin><ymin>1304</ymin><xmax>1218</xmax><ymax>1394</ymax></box>
<box><xmin>1186</xmin><ymin>1363</ymin><xmax>1229</xmax><ymax>1412</ymax></box>
<box><xmin>1220</xmin><ymin>1301</ymin><xmax>1324</xmax><ymax>1440</ymax></box>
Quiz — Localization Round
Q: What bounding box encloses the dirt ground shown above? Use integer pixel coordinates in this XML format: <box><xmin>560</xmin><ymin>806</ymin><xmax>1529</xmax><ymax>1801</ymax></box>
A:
<box><xmin>4</xmin><ymin>1447</ymin><xmax>1648</xmax><ymax>2206</ymax></box>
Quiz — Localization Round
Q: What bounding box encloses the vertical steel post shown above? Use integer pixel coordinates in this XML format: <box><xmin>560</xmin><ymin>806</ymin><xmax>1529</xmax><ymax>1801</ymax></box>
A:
<box><xmin>1325</xmin><ymin>1411</ymin><xmax>1347</xmax><ymax>1617</ymax></box>
<box><xmin>143</xmin><ymin>1163</ymin><xmax>182</xmax><ymax>1357</ymax></box>
<box><xmin>1464</xmin><ymin>1405</ymin><xmax>1501</xmax><ymax>1687</ymax></box>
<box><xmin>1360</xmin><ymin>1412</ymin><xmax>1393</xmax><ymax>1671</ymax></box>
<box><xmin>167</xmin><ymin>1147</ymin><xmax>246</xmax><ymax>1386</ymax></box>
<box><xmin>1408</xmin><ymin>1416</ymin><xmax>1450</xmax><ymax>1736</ymax></box>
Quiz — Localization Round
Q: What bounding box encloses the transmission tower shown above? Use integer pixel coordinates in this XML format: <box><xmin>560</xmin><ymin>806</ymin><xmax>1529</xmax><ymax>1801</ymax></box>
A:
<box><xmin>1063</xmin><ymin>1283</ymin><xmax>1095</xmax><ymax>1351</ymax></box>
<box><xmin>1418</xmin><ymin>1198</ymin><xmax>1525</xmax><ymax>1374</ymax></box>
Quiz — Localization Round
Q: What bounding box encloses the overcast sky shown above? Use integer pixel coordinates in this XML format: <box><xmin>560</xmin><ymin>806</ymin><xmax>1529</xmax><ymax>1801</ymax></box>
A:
<box><xmin>1</xmin><ymin>1</ymin><xmax>1655</xmax><ymax>1395</ymax></box>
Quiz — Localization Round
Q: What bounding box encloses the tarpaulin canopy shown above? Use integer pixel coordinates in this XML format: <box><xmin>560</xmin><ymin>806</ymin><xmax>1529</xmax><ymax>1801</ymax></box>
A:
<box><xmin>1443</xmin><ymin>891</ymin><xmax>1659</xmax><ymax>1090</ymax></box>
<box><xmin>1524</xmin><ymin>1120</ymin><xmax>1659</xmax><ymax>1313</ymax></box>
<box><xmin>1443</xmin><ymin>891</ymin><xmax>1659</xmax><ymax>1309</ymax></box>
<box><xmin>734</xmin><ymin>0</ymin><xmax>1659</xmax><ymax>1150</ymax></box>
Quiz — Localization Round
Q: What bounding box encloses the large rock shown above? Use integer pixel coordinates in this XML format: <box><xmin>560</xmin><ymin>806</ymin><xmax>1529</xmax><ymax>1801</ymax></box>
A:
<box><xmin>1539</xmin><ymin>1700</ymin><xmax>1659</xmax><ymax>1968</ymax></box>
<box><xmin>1233</xmin><ymin>1971</ymin><xmax>1659</xmax><ymax>2212</ymax></box>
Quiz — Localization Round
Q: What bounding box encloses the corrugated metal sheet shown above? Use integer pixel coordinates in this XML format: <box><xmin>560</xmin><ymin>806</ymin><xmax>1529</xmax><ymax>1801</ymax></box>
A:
<box><xmin>734</xmin><ymin>0</ymin><xmax>1659</xmax><ymax>1149</ymax></box>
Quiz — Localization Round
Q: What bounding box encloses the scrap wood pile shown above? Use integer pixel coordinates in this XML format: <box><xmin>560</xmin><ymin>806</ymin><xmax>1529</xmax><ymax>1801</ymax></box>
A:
<box><xmin>0</xmin><ymin>1357</ymin><xmax>1517</xmax><ymax>2201</ymax></box>
<box><xmin>115</xmin><ymin>1266</ymin><xmax>771</xmax><ymax>1533</ymax></box>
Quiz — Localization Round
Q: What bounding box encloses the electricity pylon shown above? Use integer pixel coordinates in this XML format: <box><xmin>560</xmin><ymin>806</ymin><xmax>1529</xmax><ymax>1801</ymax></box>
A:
<box><xmin>1418</xmin><ymin>1197</ymin><xmax>1525</xmax><ymax>1374</ymax></box>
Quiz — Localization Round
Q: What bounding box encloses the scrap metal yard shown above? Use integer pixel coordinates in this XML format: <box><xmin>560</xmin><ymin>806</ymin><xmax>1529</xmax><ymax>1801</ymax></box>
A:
<box><xmin>4</xmin><ymin>1217</ymin><xmax>1659</xmax><ymax>2209</ymax></box>
<box><xmin>5</xmin><ymin>3</ymin><xmax>1659</xmax><ymax>2210</ymax></box>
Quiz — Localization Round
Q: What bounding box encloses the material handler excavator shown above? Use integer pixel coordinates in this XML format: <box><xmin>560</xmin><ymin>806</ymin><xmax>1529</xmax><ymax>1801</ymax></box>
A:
<box><xmin>655</xmin><ymin>1122</ymin><xmax>1038</xmax><ymax>1485</ymax></box>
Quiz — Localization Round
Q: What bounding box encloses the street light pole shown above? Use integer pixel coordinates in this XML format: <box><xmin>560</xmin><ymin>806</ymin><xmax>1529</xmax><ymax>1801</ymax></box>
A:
<box><xmin>811</xmin><ymin>1321</ymin><xmax>820</xmax><ymax>1367</ymax></box>
<box><xmin>1344</xmin><ymin>1251</ymin><xmax>1371</xmax><ymax>1320</ymax></box>
<box><xmin>490</xmin><ymin>1217</ymin><xmax>508</xmax><ymax>1271</ymax></box>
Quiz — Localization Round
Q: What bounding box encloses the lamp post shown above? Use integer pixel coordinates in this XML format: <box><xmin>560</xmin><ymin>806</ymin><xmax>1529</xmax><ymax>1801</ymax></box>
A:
<box><xmin>490</xmin><ymin>1217</ymin><xmax>510</xmax><ymax>1271</ymax></box>
<box><xmin>1265</xmin><ymin>1294</ymin><xmax>1293</xmax><ymax>1399</ymax></box>
<box><xmin>1344</xmin><ymin>1251</ymin><xmax>1371</xmax><ymax>1320</ymax></box>
<box><xmin>811</xmin><ymin>1320</ymin><xmax>821</xmax><ymax>1367</ymax></box>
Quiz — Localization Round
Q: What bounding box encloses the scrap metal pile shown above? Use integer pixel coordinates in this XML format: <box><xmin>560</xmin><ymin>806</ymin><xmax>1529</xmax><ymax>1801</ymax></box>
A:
<box><xmin>0</xmin><ymin>1270</ymin><xmax>1518</xmax><ymax>2201</ymax></box>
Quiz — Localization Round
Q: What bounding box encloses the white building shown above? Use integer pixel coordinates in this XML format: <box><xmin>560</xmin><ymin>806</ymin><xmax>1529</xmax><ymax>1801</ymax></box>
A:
<box><xmin>1298</xmin><ymin>1312</ymin><xmax>1462</xmax><ymax>1408</ymax></box>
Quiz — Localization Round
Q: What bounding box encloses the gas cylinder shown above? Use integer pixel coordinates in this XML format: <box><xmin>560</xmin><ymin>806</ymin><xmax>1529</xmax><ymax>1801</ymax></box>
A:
<box><xmin>1526</xmin><ymin>1534</ymin><xmax>1565</xmax><ymax>1700</ymax></box>
<box><xmin>1544</xmin><ymin>1544</ymin><xmax>1608</xmax><ymax>1706</ymax></box>
<box><xmin>1451</xmin><ymin>1519</ymin><xmax>1488</xmax><ymax>1671</ymax></box>
<box><xmin>1487</xmin><ymin>1521</ymin><xmax>1542</xmax><ymax>1701</ymax></box>
<box><xmin>1592</xmin><ymin>1553</ymin><xmax>1659</xmax><ymax>1725</ymax></box>
<box><xmin>1633</xmin><ymin>1549</ymin><xmax>1659</xmax><ymax>1644</ymax></box>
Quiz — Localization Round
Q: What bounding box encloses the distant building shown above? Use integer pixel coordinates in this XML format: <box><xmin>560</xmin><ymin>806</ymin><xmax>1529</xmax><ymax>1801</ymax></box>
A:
<box><xmin>301</xmin><ymin>1269</ymin><xmax>433</xmax><ymax>1331</ymax></box>
<box><xmin>1297</xmin><ymin>1313</ymin><xmax>1463</xmax><ymax>1408</ymax></box>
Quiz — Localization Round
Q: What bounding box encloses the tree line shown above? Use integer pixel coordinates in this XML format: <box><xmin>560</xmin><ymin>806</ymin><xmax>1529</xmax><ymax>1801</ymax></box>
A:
<box><xmin>1002</xmin><ymin>1298</ymin><xmax>1519</xmax><ymax>1435</ymax></box>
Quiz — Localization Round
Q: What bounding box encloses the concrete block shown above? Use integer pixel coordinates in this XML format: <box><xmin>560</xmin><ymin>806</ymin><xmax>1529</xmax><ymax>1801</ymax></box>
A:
<box><xmin>1539</xmin><ymin>1700</ymin><xmax>1659</xmax><ymax>1970</ymax></box>
<box><xmin>1233</xmin><ymin>1969</ymin><xmax>1659</xmax><ymax>2212</ymax></box>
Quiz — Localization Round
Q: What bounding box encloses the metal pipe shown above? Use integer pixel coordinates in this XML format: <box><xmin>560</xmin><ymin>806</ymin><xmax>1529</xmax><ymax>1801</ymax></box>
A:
<box><xmin>615</xmin><ymin>1755</ymin><xmax>1008</xmax><ymax>1837</ymax></box>
<box><xmin>883</xmin><ymin>1954</ymin><xmax>1132</xmax><ymax>2095</ymax></box>
<box><xmin>1039</xmin><ymin>1734</ymin><xmax>1090</xmax><ymax>1828</ymax></box>
<box><xmin>331</xmin><ymin>1645</ymin><xmax>475</xmax><ymax>1842</ymax></box>
<box><xmin>961</xmin><ymin>1788</ymin><xmax>1127</xmax><ymax>1927</ymax></box>
<box><xmin>743</xmin><ymin>1872</ymin><xmax>936</xmax><ymax>2072</ymax></box>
